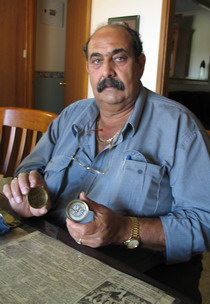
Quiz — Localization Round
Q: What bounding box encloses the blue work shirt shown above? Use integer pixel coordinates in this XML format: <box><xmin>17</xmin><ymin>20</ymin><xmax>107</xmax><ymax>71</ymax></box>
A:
<box><xmin>16</xmin><ymin>85</ymin><xmax>210</xmax><ymax>263</ymax></box>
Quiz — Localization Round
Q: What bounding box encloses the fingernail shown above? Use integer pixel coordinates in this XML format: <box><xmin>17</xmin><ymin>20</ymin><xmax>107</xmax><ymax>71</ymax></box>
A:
<box><xmin>39</xmin><ymin>208</ymin><xmax>47</xmax><ymax>215</ymax></box>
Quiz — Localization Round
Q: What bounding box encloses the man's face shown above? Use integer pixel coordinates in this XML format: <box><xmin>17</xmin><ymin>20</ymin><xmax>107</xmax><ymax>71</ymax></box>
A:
<box><xmin>86</xmin><ymin>26</ymin><xmax>145</xmax><ymax>109</ymax></box>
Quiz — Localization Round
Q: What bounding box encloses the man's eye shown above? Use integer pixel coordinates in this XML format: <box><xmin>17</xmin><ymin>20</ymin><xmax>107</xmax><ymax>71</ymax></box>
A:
<box><xmin>91</xmin><ymin>58</ymin><xmax>102</xmax><ymax>65</ymax></box>
<box><xmin>114</xmin><ymin>56</ymin><xmax>126</xmax><ymax>62</ymax></box>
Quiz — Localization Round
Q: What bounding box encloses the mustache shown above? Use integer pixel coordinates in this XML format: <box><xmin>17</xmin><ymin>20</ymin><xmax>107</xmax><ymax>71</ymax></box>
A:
<box><xmin>97</xmin><ymin>78</ymin><xmax>125</xmax><ymax>93</ymax></box>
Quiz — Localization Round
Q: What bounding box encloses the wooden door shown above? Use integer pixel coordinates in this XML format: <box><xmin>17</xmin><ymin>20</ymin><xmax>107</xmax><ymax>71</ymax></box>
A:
<box><xmin>0</xmin><ymin>0</ymin><xmax>35</xmax><ymax>108</ymax></box>
<box><xmin>64</xmin><ymin>0</ymin><xmax>92</xmax><ymax>107</ymax></box>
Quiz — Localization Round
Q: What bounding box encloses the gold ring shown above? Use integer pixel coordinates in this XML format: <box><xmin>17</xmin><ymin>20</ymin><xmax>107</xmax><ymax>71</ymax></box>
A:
<box><xmin>77</xmin><ymin>238</ymin><xmax>82</xmax><ymax>245</ymax></box>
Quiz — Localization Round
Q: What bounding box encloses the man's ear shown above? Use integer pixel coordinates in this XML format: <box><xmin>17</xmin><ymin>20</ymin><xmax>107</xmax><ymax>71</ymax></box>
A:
<box><xmin>137</xmin><ymin>54</ymin><xmax>146</xmax><ymax>78</ymax></box>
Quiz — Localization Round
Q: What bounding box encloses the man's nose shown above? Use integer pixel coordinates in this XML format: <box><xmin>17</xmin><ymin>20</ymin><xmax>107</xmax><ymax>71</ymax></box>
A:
<box><xmin>102</xmin><ymin>60</ymin><xmax>116</xmax><ymax>78</ymax></box>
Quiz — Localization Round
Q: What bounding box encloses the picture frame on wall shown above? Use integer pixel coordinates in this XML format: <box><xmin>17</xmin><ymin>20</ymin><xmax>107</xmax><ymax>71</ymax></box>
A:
<box><xmin>108</xmin><ymin>15</ymin><xmax>140</xmax><ymax>31</ymax></box>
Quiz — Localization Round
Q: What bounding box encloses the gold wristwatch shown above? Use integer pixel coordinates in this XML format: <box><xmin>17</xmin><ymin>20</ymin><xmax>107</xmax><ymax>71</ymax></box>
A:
<box><xmin>124</xmin><ymin>217</ymin><xmax>140</xmax><ymax>249</ymax></box>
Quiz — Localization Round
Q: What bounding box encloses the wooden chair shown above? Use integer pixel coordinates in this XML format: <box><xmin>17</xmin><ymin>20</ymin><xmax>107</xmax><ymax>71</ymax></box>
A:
<box><xmin>0</xmin><ymin>107</ymin><xmax>58</xmax><ymax>177</ymax></box>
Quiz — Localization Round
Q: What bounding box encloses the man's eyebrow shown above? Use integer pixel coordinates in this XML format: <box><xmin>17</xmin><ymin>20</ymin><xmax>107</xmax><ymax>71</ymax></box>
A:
<box><xmin>90</xmin><ymin>52</ymin><xmax>102</xmax><ymax>59</ymax></box>
<box><xmin>111</xmin><ymin>48</ymin><xmax>128</xmax><ymax>55</ymax></box>
<box><xmin>89</xmin><ymin>48</ymin><xmax>128</xmax><ymax>59</ymax></box>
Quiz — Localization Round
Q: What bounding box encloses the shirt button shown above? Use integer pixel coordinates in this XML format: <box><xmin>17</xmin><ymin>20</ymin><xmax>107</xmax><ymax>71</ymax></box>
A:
<box><xmin>137</xmin><ymin>169</ymin><xmax>143</xmax><ymax>174</ymax></box>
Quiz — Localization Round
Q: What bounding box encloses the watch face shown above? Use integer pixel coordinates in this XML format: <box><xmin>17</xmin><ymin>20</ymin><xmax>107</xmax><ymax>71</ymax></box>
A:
<box><xmin>126</xmin><ymin>239</ymin><xmax>139</xmax><ymax>249</ymax></box>
<box><xmin>66</xmin><ymin>200</ymin><xmax>89</xmax><ymax>222</ymax></box>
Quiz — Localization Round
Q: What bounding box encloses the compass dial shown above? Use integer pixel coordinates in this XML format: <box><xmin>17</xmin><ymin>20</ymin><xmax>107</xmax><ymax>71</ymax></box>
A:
<box><xmin>66</xmin><ymin>200</ymin><xmax>89</xmax><ymax>222</ymax></box>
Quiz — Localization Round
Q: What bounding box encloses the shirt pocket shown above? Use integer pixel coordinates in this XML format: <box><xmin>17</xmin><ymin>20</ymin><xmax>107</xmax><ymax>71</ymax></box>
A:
<box><xmin>112</xmin><ymin>150</ymin><xmax>168</xmax><ymax>216</ymax></box>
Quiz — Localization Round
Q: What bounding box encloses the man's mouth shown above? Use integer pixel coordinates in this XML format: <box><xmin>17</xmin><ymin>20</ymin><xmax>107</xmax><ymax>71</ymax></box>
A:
<box><xmin>97</xmin><ymin>78</ymin><xmax>125</xmax><ymax>93</ymax></box>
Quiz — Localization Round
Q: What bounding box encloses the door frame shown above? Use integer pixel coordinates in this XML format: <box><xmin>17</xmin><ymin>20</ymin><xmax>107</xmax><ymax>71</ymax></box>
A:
<box><xmin>156</xmin><ymin>0</ymin><xmax>176</xmax><ymax>97</ymax></box>
<box><xmin>26</xmin><ymin>0</ymin><xmax>36</xmax><ymax>107</ymax></box>
<box><xmin>64</xmin><ymin>0</ymin><xmax>92</xmax><ymax>107</ymax></box>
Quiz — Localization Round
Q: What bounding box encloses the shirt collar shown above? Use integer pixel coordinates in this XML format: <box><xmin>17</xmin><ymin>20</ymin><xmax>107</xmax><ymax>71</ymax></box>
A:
<box><xmin>123</xmin><ymin>84</ymin><xmax>147</xmax><ymax>137</ymax></box>
<box><xmin>72</xmin><ymin>99</ymin><xmax>99</xmax><ymax>137</ymax></box>
<box><xmin>72</xmin><ymin>84</ymin><xmax>147</xmax><ymax>138</ymax></box>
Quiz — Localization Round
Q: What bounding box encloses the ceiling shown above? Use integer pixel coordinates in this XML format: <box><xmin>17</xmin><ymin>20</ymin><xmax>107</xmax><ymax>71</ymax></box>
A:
<box><xmin>176</xmin><ymin>0</ymin><xmax>210</xmax><ymax>12</ymax></box>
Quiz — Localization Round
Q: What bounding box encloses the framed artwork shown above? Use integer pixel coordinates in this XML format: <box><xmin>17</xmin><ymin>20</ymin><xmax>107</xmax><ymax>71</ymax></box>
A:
<box><xmin>108</xmin><ymin>15</ymin><xmax>140</xmax><ymax>31</ymax></box>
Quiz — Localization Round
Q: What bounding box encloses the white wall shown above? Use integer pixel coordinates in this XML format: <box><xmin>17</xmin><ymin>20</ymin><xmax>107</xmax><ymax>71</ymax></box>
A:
<box><xmin>88</xmin><ymin>0</ymin><xmax>163</xmax><ymax>97</ymax></box>
<box><xmin>188</xmin><ymin>10</ymin><xmax>210</xmax><ymax>80</ymax></box>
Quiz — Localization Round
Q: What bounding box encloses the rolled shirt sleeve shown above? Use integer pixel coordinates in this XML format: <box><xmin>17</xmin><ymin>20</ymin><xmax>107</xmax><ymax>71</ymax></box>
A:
<box><xmin>161</xmin><ymin>129</ymin><xmax>210</xmax><ymax>262</ymax></box>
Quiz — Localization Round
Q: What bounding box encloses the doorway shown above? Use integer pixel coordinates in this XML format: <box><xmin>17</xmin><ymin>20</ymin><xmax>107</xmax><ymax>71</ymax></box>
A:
<box><xmin>35</xmin><ymin>0</ymin><xmax>92</xmax><ymax>113</ymax></box>
<box><xmin>156</xmin><ymin>0</ymin><xmax>210</xmax><ymax>97</ymax></box>
<box><xmin>156</xmin><ymin>0</ymin><xmax>210</xmax><ymax>131</ymax></box>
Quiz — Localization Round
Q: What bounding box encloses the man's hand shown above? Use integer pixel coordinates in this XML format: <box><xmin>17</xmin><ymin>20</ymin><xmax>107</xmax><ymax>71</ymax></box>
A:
<box><xmin>3</xmin><ymin>171</ymin><xmax>51</xmax><ymax>217</ymax></box>
<box><xmin>66</xmin><ymin>192</ymin><xmax>131</xmax><ymax>247</ymax></box>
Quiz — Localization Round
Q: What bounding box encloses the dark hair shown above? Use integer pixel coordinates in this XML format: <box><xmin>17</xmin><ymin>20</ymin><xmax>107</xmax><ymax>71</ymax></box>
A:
<box><xmin>83</xmin><ymin>23</ymin><xmax>143</xmax><ymax>59</ymax></box>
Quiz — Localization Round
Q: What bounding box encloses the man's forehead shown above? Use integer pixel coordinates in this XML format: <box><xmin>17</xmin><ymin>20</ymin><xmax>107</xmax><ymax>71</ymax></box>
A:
<box><xmin>88</xmin><ymin>27</ymin><xmax>132</xmax><ymax>56</ymax></box>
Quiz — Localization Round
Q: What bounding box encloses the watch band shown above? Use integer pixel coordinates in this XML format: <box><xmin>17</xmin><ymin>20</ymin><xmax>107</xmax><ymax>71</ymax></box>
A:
<box><xmin>130</xmin><ymin>216</ymin><xmax>139</xmax><ymax>238</ymax></box>
<box><xmin>124</xmin><ymin>217</ymin><xmax>140</xmax><ymax>249</ymax></box>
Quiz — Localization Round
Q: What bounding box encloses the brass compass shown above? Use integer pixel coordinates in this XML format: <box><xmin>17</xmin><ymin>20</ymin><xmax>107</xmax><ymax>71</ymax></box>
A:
<box><xmin>27</xmin><ymin>187</ymin><xmax>48</xmax><ymax>209</ymax></box>
<box><xmin>66</xmin><ymin>199</ymin><xmax>89</xmax><ymax>222</ymax></box>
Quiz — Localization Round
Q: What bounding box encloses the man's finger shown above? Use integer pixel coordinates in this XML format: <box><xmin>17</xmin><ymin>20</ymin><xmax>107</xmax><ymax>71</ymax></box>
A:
<box><xmin>17</xmin><ymin>173</ymin><xmax>30</xmax><ymax>195</ymax></box>
<box><xmin>79</xmin><ymin>192</ymin><xmax>104</xmax><ymax>213</ymax></box>
<box><xmin>29</xmin><ymin>170</ymin><xmax>43</xmax><ymax>188</ymax></box>
<box><xmin>10</xmin><ymin>177</ymin><xmax>25</xmax><ymax>203</ymax></box>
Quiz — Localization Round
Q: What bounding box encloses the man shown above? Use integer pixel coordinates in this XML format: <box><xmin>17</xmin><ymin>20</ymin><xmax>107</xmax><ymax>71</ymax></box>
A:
<box><xmin>3</xmin><ymin>23</ymin><xmax>210</xmax><ymax>302</ymax></box>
